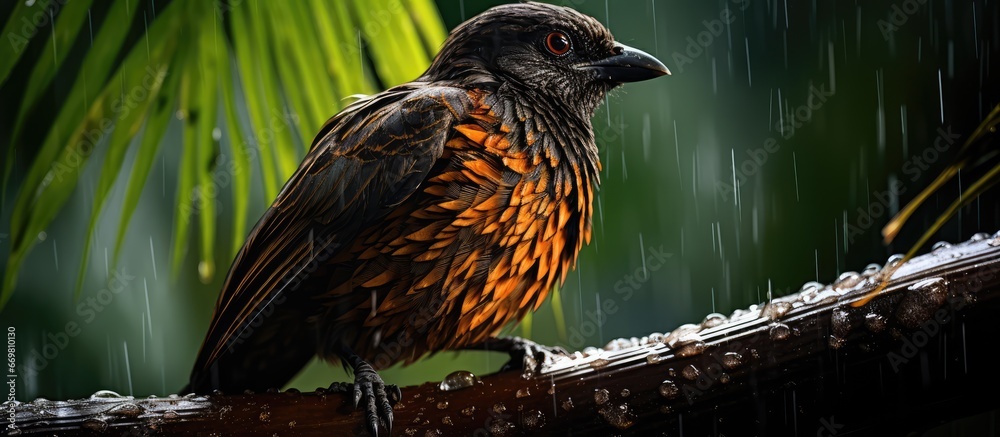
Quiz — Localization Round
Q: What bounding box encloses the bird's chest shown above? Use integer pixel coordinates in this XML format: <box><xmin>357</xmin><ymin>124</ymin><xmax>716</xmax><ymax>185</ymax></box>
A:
<box><xmin>345</xmin><ymin>120</ymin><xmax>593</xmax><ymax>350</ymax></box>
<box><xmin>415</xmin><ymin>126</ymin><xmax>590</xmax><ymax>342</ymax></box>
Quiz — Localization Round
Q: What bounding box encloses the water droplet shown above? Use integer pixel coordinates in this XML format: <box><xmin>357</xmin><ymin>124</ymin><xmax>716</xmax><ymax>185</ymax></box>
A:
<box><xmin>829</xmin><ymin>336</ymin><xmax>846</xmax><ymax>349</ymax></box>
<box><xmin>681</xmin><ymin>365</ymin><xmax>701</xmax><ymax>381</ymax></box>
<box><xmin>597</xmin><ymin>403</ymin><xmax>635</xmax><ymax>430</ymax></box>
<box><xmin>896</xmin><ymin>277</ymin><xmax>949</xmax><ymax>329</ymax></box>
<box><xmin>722</xmin><ymin>352</ymin><xmax>744</xmax><ymax>370</ymax></box>
<box><xmin>719</xmin><ymin>373</ymin><xmax>731</xmax><ymax>384</ymax></box>
<box><xmin>729</xmin><ymin>307</ymin><xmax>758</xmax><ymax>321</ymax></box>
<box><xmin>198</xmin><ymin>260</ymin><xmax>214</xmax><ymax>284</ymax></box>
<box><xmin>645</xmin><ymin>332</ymin><xmax>665</xmax><ymax>344</ymax></box>
<box><xmin>259</xmin><ymin>411</ymin><xmax>271</xmax><ymax>422</ymax></box>
<box><xmin>863</xmin><ymin>263</ymin><xmax>882</xmax><ymax>275</ymax></box>
<box><xmin>404</xmin><ymin>428</ymin><xmax>418</xmax><ymax>436</ymax></box>
<box><xmin>659</xmin><ymin>380</ymin><xmax>680</xmax><ymax>399</ymax></box>
<box><xmin>460</xmin><ymin>406</ymin><xmax>475</xmax><ymax>416</ymax></box>
<box><xmin>675</xmin><ymin>341</ymin><xmax>707</xmax><ymax>357</ymax></box>
<box><xmin>931</xmin><ymin>241</ymin><xmax>952</xmax><ymax>252</ymax></box>
<box><xmin>562</xmin><ymin>397</ymin><xmax>575</xmax><ymax>411</ymax></box>
<box><xmin>970</xmin><ymin>232</ymin><xmax>990</xmax><ymax>241</ymax></box>
<box><xmin>646</xmin><ymin>353</ymin><xmax>664</xmax><ymax>364</ymax></box>
<box><xmin>834</xmin><ymin>271</ymin><xmax>863</xmax><ymax>291</ymax></box>
<box><xmin>522</xmin><ymin>409</ymin><xmax>545</xmax><ymax>430</ymax></box>
<box><xmin>701</xmin><ymin>313</ymin><xmax>728</xmax><ymax>328</ymax></box>
<box><xmin>442</xmin><ymin>416</ymin><xmax>453</xmax><ymax>426</ymax></box>
<box><xmin>769</xmin><ymin>323</ymin><xmax>791</xmax><ymax>340</ymax></box>
<box><xmin>799</xmin><ymin>281</ymin><xmax>824</xmax><ymax>293</ymax></box>
<box><xmin>492</xmin><ymin>402</ymin><xmax>507</xmax><ymax>414</ymax></box>
<box><xmin>90</xmin><ymin>390</ymin><xmax>123</xmax><ymax>399</ymax></box>
<box><xmin>604</xmin><ymin>338</ymin><xmax>637</xmax><ymax>351</ymax></box>
<box><xmin>284</xmin><ymin>388</ymin><xmax>300</xmax><ymax>395</ymax></box>
<box><xmin>620</xmin><ymin>389</ymin><xmax>630</xmax><ymax>398</ymax></box>
<box><xmin>663</xmin><ymin>324</ymin><xmax>702</xmax><ymax>347</ymax></box>
<box><xmin>831</xmin><ymin>307</ymin><xmax>852</xmax><ymax>338</ymax></box>
<box><xmin>82</xmin><ymin>418</ymin><xmax>108</xmax><ymax>432</ymax></box>
<box><xmin>804</xmin><ymin>287</ymin><xmax>840</xmax><ymax>305</ymax></box>
<box><xmin>106</xmin><ymin>402</ymin><xmax>144</xmax><ymax>417</ymax></box>
<box><xmin>515</xmin><ymin>388</ymin><xmax>531</xmax><ymax>398</ymax></box>
<box><xmin>288</xmin><ymin>421</ymin><xmax>297</xmax><ymax>428</ymax></box>
<box><xmin>865</xmin><ymin>313</ymin><xmax>887</xmax><ymax>332</ymax></box>
<box><xmin>594</xmin><ymin>388</ymin><xmax>610</xmax><ymax>405</ymax></box>
<box><xmin>439</xmin><ymin>370</ymin><xmax>479</xmax><ymax>391</ymax></box>
<box><xmin>424</xmin><ymin>429</ymin><xmax>443</xmax><ymax>437</ymax></box>
<box><xmin>590</xmin><ymin>358</ymin><xmax>611</xmax><ymax>368</ymax></box>
<box><xmin>488</xmin><ymin>418</ymin><xmax>516</xmax><ymax>436</ymax></box>
<box><xmin>885</xmin><ymin>253</ymin><xmax>906</xmax><ymax>268</ymax></box>
<box><xmin>659</xmin><ymin>405</ymin><xmax>673</xmax><ymax>414</ymax></box>
<box><xmin>436</xmin><ymin>401</ymin><xmax>449</xmax><ymax>410</ymax></box>
<box><xmin>761</xmin><ymin>301</ymin><xmax>792</xmax><ymax>320</ymax></box>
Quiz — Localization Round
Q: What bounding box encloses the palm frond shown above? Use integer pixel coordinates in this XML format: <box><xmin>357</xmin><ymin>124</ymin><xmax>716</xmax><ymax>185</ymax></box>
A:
<box><xmin>1</xmin><ymin>0</ymin><xmax>447</xmax><ymax>309</ymax></box>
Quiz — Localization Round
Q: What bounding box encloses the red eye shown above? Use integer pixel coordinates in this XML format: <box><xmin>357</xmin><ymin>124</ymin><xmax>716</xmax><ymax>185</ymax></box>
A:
<box><xmin>545</xmin><ymin>31</ymin><xmax>571</xmax><ymax>56</ymax></box>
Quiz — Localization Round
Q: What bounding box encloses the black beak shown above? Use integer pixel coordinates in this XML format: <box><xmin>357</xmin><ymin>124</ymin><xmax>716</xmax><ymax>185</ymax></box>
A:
<box><xmin>578</xmin><ymin>43</ymin><xmax>670</xmax><ymax>83</ymax></box>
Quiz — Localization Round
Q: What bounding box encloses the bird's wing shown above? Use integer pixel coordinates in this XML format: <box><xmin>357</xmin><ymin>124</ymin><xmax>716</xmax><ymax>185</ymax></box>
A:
<box><xmin>192</xmin><ymin>84</ymin><xmax>476</xmax><ymax>374</ymax></box>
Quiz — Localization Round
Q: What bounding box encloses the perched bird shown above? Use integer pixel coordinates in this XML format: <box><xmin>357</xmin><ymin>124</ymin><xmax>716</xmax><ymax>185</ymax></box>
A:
<box><xmin>186</xmin><ymin>2</ymin><xmax>668</xmax><ymax>434</ymax></box>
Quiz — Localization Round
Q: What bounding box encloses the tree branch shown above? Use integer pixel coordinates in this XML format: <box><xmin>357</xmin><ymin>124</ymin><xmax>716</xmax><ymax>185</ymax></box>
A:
<box><xmin>4</xmin><ymin>231</ymin><xmax>1000</xmax><ymax>436</ymax></box>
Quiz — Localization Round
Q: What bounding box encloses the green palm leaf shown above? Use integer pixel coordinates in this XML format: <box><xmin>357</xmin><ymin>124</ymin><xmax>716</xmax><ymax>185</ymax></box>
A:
<box><xmin>1</xmin><ymin>0</ymin><xmax>447</xmax><ymax>309</ymax></box>
<box><xmin>2</xmin><ymin>0</ymin><xmax>94</xmax><ymax>202</ymax></box>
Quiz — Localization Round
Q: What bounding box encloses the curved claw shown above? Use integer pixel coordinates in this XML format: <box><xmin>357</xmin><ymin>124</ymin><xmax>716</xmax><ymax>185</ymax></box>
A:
<box><xmin>378</xmin><ymin>385</ymin><xmax>396</xmax><ymax>432</ymax></box>
<box><xmin>326</xmin><ymin>370</ymin><xmax>399</xmax><ymax>436</ymax></box>
<box><xmin>353</xmin><ymin>361</ymin><xmax>393</xmax><ymax>436</ymax></box>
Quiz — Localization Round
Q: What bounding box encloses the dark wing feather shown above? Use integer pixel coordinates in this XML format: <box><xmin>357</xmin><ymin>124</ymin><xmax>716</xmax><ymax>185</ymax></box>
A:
<box><xmin>188</xmin><ymin>84</ymin><xmax>474</xmax><ymax>391</ymax></box>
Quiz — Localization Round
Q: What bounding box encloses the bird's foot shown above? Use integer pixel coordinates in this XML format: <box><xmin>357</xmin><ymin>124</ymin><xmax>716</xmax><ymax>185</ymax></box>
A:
<box><xmin>490</xmin><ymin>336</ymin><xmax>568</xmax><ymax>378</ymax></box>
<box><xmin>327</xmin><ymin>366</ymin><xmax>400</xmax><ymax>437</ymax></box>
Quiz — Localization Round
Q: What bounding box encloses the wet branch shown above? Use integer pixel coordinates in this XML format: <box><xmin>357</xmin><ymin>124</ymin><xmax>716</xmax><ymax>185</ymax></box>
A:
<box><xmin>4</xmin><ymin>232</ymin><xmax>1000</xmax><ymax>436</ymax></box>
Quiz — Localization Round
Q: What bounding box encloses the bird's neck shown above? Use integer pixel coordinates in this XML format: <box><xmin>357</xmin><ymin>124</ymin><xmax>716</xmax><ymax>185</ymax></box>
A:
<box><xmin>489</xmin><ymin>83</ymin><xmax>603</xmax><ymax>190</ymax></box>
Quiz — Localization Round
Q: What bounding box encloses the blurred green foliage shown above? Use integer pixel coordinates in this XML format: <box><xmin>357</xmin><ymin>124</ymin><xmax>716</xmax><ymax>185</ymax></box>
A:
<box><xmin>0</xmin><ymin>5</ymin><xmax>997</xmax><ymax>430</ymax></box>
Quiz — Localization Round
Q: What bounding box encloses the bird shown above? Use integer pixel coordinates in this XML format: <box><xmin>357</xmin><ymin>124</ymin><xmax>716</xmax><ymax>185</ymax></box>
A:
<box><xmin>185</xmin><ymin>2</ymin><xmax>669</xmax><ymax>435</ymax></box>
<box><xmin>852</xmin><ymin>103</ymin><xmax>999</xmax><ymax>307</ymax></box>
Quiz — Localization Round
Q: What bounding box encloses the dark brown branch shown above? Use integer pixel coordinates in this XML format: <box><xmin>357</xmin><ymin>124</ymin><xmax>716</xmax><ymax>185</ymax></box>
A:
<box><xmin>4</xmin><ymin>232</ymin><xmax>1000</xmax><ymax>436</ymax></box>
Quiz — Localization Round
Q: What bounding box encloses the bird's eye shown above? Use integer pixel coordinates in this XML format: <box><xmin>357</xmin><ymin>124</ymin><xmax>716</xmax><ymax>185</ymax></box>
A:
<box><xmin>544</xmin><ymin>31</ymin><xmax>571</xmax><ymax>56</ymax></box>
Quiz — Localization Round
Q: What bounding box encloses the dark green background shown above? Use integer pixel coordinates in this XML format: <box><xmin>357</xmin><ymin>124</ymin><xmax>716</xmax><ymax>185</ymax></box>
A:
<box><xmin>2</xmin><ymin>0</ymin><xmax>998</xmax><ymax>433</ymax></box>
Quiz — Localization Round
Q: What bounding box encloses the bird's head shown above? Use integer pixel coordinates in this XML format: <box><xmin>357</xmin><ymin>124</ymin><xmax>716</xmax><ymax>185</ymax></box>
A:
<box><xmin>423</xmin><ymin>2</ymin><xmax>669</xmax><ymax>116</ymax></box>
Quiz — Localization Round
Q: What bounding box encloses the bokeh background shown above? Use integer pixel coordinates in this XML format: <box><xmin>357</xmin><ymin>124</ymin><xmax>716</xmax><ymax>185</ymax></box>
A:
<box><xmin>1</xmin><ymin>0</ymin><xmax>998</xmax><ymax>433</ymax></box>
